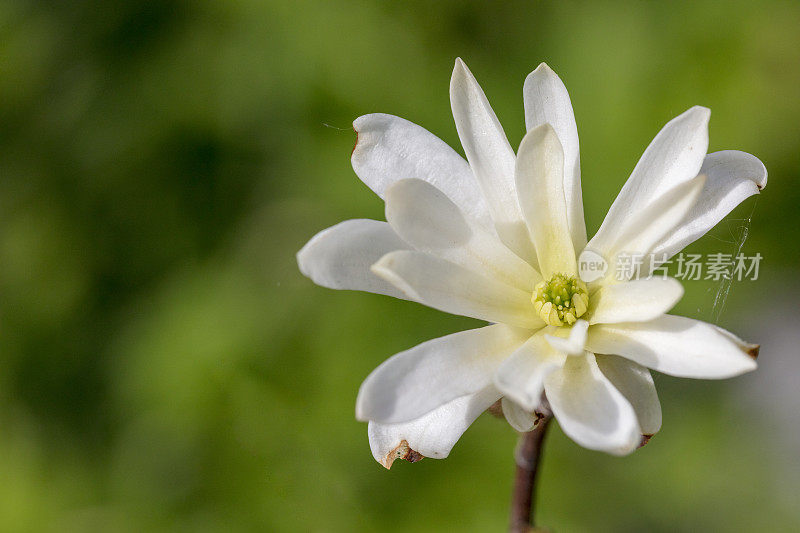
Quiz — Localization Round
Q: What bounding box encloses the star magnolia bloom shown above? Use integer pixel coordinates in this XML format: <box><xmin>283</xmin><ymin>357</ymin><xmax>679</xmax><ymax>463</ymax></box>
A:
<box><xmin>298</xmin><ymin>59</ymin><xmax>766</xmax><ymax>467</ymax></box>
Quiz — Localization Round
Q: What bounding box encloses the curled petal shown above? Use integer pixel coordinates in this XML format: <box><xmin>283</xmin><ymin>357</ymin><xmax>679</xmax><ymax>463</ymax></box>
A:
<box><xmin>650</xmin><ymin>150</ymin><xmax>767</xmax><ymax>265</ymax></box>
<box><xmin>450</xmin><ymin>58</ymin><xmax>535</xmax><ymax>263</ymax></box>
<box><xmin>352</xmin><ymin>113</ymin><xmax>492</xmax><ymax>229</ymax></box>
<box><xmin>494</xmin><ymin>330</ymin><xmax>567</xmax><ymax>411</ymax></box>
<box><xmin>523</xmin><ymin>62</ymin><xmax>586</xmax><ymax>251</ymax></box>
<box><xmin>515</xmin><ymin>124</ymin><xmax>577</xmax><ymax>278</ymax></box>
<box><xmin>368</xmin><ymin>386</ymin><xmax>502</xmax><ymax>468</ymax></box>
<box><xmin>502</xmin><ymin>397</ymin><xmax>538</xmax><ymax>432</ymax></box>
<box><xmin>590</xmin><ymin>175</ymin><xmax>706</xmax><ymax>282</ymax></box>
<box><xmin>595</xmin><ymin>354</ymin><xmax>662</xmax><ymax>436</ymax></box>
<box><xmin>385</xmin><ymin>179</ymin><xmax>541</xmax><ymax>292</ymax></box>
<box><xmin>297</xmin><ymin>219</ymin><xmax>410</xmax><ymax>298</ymax></box>
<box><xmin>545</xmin><ymin>354</ymin><xmax>641</xmax><ymax>455</ymax></box>
<box><xmin>589</xmin><ymin>106</ymin><xmax>710</xmax><ymax>252</ymax></box>
<box><xmin>356</xmin><ymin>324</ymin><xmax>529</xmax><ymax>424</ymax></box>
<box><xmin>372</xmin><ymin>251</ymin><xmax>542</xmax><ymax>329</ymax></box>
<box><xmin>585</xmin><ymin>315</ymin><xmax>758</xmax><ymax>378</ymax></box>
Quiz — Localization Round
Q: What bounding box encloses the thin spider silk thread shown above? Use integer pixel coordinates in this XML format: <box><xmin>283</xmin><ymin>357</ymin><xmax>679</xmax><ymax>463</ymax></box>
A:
<box><xmin>322</xmin><ymin>122</ymin><xmax>349</xmax><ymax>131</ymax></box>
<box><xmin>708</xmin><ymin>195</ymin><xmax>760</xmax><ymax>324</ymax></box>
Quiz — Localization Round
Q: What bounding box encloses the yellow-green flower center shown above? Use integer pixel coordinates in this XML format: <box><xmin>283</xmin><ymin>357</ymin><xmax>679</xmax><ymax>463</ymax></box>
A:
<box><xmin>532</xmin><ymin>273</ymin><xmax>589</xmax><ymax>326</ymax></box>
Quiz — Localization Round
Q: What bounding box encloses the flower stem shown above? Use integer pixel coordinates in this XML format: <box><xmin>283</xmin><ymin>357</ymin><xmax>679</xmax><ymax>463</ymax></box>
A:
<box><xmin>509</xmin><ymin>416</ymin><xmax>551</xmax><ymax>533</ymax></box>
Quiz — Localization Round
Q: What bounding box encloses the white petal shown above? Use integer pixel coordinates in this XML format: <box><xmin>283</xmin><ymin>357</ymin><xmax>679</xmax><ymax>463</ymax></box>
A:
<box><xmin>372</xmin><ymin>251</ymin><xmax>542</xmax><ymax>329</ymax></box>
<box><xmin>297</xmin><ymin>219</ymin><xmax>410</xmax><ymax>298</ymax></box>
<box><xmin>494</xmin><ymin>330</ymin><xmax>567</xmax><ymax>411</ymax></box>
<box><xmin>515</xmin><ymin>124</ymin><xmax>577</xmax><ymax>277</ymax></box>
<box><xmin>351</xmin><ymin>113</ymin><xmax>493</xmax><ymax>229</ymax></box>
<box><xmin>596</xmin><ymin>355</ymin><xmax>662</xmax><ymax>436</ymax></box>
<box><xmin>590</xmin><ymin>174</ymin><xmax>706</xmax><ymax>281</ymax></box>
<box><xmin>502</xmin><ymin>397</ymin><xmax>537</xmax><ymax>432</ymax></box>
<box><xmin>545</xmin><ymin>319</ymin><xmax>589</xmax><ymax>355</ymax></box>
<box><xmin>356</xmin><ymin>324</ymin><xmax>529</xmax><ymax>424</ymax></box>
<box><xmin>651</xmin><ymin>150</ymin><xmax>767</xmax><ymax>262</ymax></box>
<box><xmin>523</xmin><ymin>63</ymin><xmax>587</xmax><ymax>252</ymax></box>
<box><xmin>385</xmin><ymin>179</ymin><xmax>541</xmax><ymax>292</ymax></box>
<box><xmin>368</xmin><ymin>386</ymin><xmax>501</xmax><ymax>468</ymax></box>
<box><xmin>712</xmin><ymin>325</ymin><xmax>761</xmax><ymax>360</ymax></box>
<box><xmin>544</xmin><ymin>354</ymin><xmax>641</xmax><ymax>455</ymax></box>
<box><xmin>585</xmin><ymin>315</ymin><xmax>758</xmax><ymax>378</ymax></box>
<box><xmin>588</xmin><ymin>278</ymin><xmax>684</xmax><ymax>325</ymax></box>
<box><xmin>589</xmin><ymin>106</ymin><xmax>710</xmax><ymax>255</ymax></box>
<box><xmin>450</xmin><ymin>59</ymin><xmax>536</xmax><ymax>263</ymax></box>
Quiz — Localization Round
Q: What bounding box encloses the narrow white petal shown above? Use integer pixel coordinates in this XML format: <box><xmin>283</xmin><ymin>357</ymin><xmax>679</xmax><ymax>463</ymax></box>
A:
<box><xmin>356</xmin><ymin>324</ymin><xmax>529</xmax><ymax>424</ymax></box>
<box><xmin>297</xmin><ymin>219</ymin><xmax>410</xmax><ymax>298</ymax></box>
<box><xmin>372</xmin><ymin>251</ymin><xmax>542</xmax><ymax>329</ymax></box>
<box><xmin>596</xmin><ymin>355</ymin><xmax>662</xmax><ymax>436</ymax></box>
<box><xmin>494</xmin><ymin>330</ymin><xmax>567</xmax><ymax>411</ymax></box>
<box><xmin>545</xmin><ymin>354</ymin><xmax>641</xmax><ymax>455</ymax></box>
<box><xmin>385</xmin><ymin>179</ymin><xmax>541</xmax><ymax>292</ymax></box>
<box><xmin>588</xmin><ymin>278</ymin><xmax>684</xmax><ymax>325</ymax></box>
<box><xmin>515</xmin><ymin>124</ymin><xmax>577</xmax><ymax>277</ymax></box>
<box><xmin>502</xmin><ymin>397</ymin><xmax>537</xmax><ymax>432</ymax></box>
<box><xmin>450</xmin><ymin>59</ymin><xmax>535</xmax><ymax>263</ymax></box>
<box><xmin>585</xmin><ymin>315</ymin><xmax>758</xmax><ymax>378</ymax></box>
<box><xmin>368</xmin><ymin>386</ymin><xmax>501</xmax><ymax>468</ymax></box>
<box><xmin>651</xmin><ymin>150</ymin><xmax>767</xmax><ymax>262</ymax></box>
<box><xmin>523</xmin><ymin>63</ymin><xmax>587</xmax><ymax>252</ymax></box>
<box><xmin>590</xmin><ymin>106</ymin><xmax>710</xmax><ymax>253</ymax></box>
<box><xmin>590</xmin><ymin>174</ymin><xmax>706</xmax><ymax>281</ymax></box>
<box><xmin>351</xmin><ymin>113</ymin><xmax>493</xmax><ymax>229</ymax></box>
<box><xmin>545</xmin><ymin>319</ymin><xmax>589</xmax><ymax>355</ymax></box>
<box><xmin>712</xmin><ymin>325</ymin><xmax>761</xmax><ymax>360</ymax></box>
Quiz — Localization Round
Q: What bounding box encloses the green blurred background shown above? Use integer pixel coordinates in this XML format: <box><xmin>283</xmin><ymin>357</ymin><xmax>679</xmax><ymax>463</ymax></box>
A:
<box><xmin>1</xmin><ymin>0</ymin><xmax>799</xmax><ymax>531</ymax></box>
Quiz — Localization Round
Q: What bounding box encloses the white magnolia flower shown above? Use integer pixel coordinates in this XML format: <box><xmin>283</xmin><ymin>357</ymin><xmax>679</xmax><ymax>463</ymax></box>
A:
<box><xmin>298</xmin><ymin>59</ymin><xmax>766</xmax><ymax>468</ymax></box>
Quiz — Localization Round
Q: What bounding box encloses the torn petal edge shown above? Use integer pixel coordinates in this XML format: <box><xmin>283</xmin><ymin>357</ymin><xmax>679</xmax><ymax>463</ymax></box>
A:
<box><xmin>382</xmin><ymin>439</ymin><xmax>425</xmax><ymax>469</ymax></box>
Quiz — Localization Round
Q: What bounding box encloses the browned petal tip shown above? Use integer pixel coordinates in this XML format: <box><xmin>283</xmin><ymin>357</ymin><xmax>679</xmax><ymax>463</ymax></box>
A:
<box><xmin>747</xmin><ymin>344</ymin><xmax>760</xmax><ymax>360</ymax></box>
<box><xmin>533</xmin><ymin>410</ymin><xmax>548</xmax><ymax>427</ymax></box>
<box><xmin>384</xmin><ymin>440</ymin><xmax>425</xmax><ymax>469</ymax></box>
<box><xmin>638</xmin><ymin>434</ymin><xmax>654</xmax><ymax>448</ymax></box>
<box><xmin>351</xmin><ymin>127</ymin><xmax>359</xmax><ymax>156</ymax></box>
<box><xmin>406</xmin><ymin>449</ymin><xmax>424</xmax><ymax>463</ymax></box>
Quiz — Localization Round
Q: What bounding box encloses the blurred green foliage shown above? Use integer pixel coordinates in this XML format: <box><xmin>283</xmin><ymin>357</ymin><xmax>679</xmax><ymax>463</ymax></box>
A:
<box><xmin>0</xmin><ymin>0</ymin><xmax>798</xmax><ymax>531</ymax></box>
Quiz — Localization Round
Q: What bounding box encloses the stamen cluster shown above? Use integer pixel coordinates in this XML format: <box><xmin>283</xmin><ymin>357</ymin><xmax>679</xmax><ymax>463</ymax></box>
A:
<box><xmin>532</xmin><ymin>273</ymin><xmax>588</xmax><ymax>326</ymax></box>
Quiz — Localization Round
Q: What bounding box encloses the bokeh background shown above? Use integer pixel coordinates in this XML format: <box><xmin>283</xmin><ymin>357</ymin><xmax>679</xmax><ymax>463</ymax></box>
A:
<box><xmin>1</xmin><ymin>0</ymin><xmax>799</xmax><ymax>531</ymax></box>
